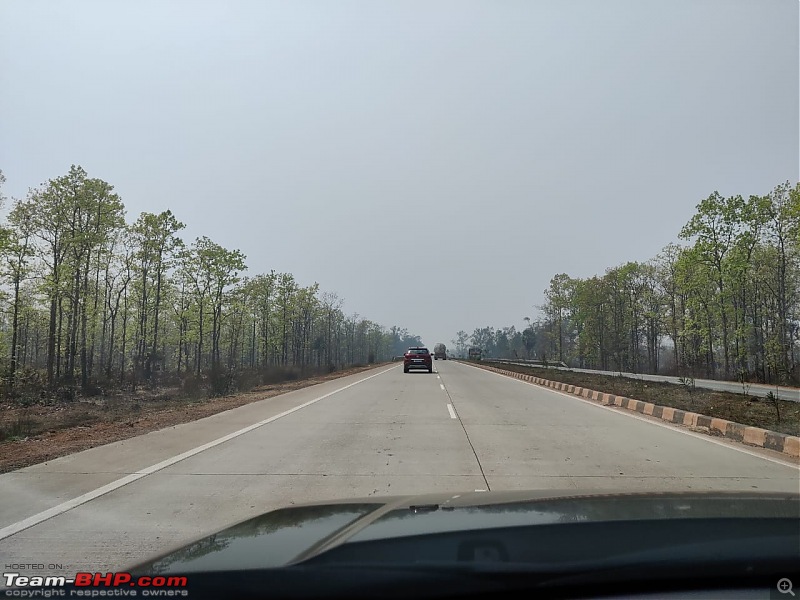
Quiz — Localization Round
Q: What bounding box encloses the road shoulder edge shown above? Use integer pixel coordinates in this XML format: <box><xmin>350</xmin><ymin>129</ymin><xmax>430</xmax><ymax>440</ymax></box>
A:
<box><xmin>467</xmin><ymin>362</ymin><xmax>800</xmax><ymax>459</ymax></box>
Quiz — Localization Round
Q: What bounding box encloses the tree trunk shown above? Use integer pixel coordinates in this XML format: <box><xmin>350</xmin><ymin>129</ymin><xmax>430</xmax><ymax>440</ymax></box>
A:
<box><xmin>138</xmin><ymin>267</ymin><xmax>148</xmax><ymax>381</ymax></box>
<box><xmin>196</xmin><ymin>299</ymin><xmax>204</xmax><ymax>376</ymax></box>
<box><xmin>88</xmin><ymin>252</ymin><xmax>102</xmax><ymax>378</ymax></box>
<box><xmin>80</xmin><ymin>253</ymin><xmax>91</xmax><ymax>390</ymax></box>
<box><xmin>9</xmin><ymin>274</ymin><xmax>21</xmax><ymax>390</ymax></box>
<box><xmin>47</xmin><ymin>293</ymin><xmax>57</xmax><ymax>387</ymax></box>
<box><xmin>120</xmin><ymin>288</ymin><xmax>129</xmax><ymax>381</ymax></box>
<box><xmin>149</xmin><ymin>262</ymin><xmax>164</xmax><ymax>380</ymax></box>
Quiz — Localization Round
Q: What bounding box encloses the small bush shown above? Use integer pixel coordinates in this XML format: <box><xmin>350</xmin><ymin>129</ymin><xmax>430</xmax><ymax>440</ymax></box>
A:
<box><xmin>157</xmin><ymin>373</ymin><xmax>183</xmax><ymax>387</ymax></box>
<box><xmin>180</xmin><ymin>373</ymin><xmax>205</xmax><ymax>397</ymax></box>
<box><xmin>13</xmin><ymin>395</ymin><xmax>38</xmax><ymax>408</ymax></box>
<box><xmin>260</xmin><ymin>367</ymin><xmax>301</xmax><ymax>384</ymax></box>
<box><xmin>0</xmin><ymin>411</ymin><xmax>39</xmax><ymax>441</ymax></box>
<box><xmin>61</xmin><ymin>409</ymin><xmax>101</xmax><ymax>429</ymax></box>
<box><xmin>766</xmin><ymin>391</ymin><xmax>781</xmax><ymax>423</ymax></box>
<box><xmin>234</xmin><ymin>369</ymin><xmax>260</xmax><ymax>393</ymax></box>
<box><xmin>82</xmin><ymin>383</ymin><xmax>103</xmax><ymax>397</ymax></box>
<box><xmin>209</xmin><ymin>366</ymin><xmax>234</xmax><ymax>397</ymax></box>
<box><xmin>8</xmin><ymin>367</ymin><xmax>47</xmax><ymax>396</ymax></box>
<box><xmin>57</xmin><ymin>386</ymin><xmax>76</xmax><ymax>403</ymax></box>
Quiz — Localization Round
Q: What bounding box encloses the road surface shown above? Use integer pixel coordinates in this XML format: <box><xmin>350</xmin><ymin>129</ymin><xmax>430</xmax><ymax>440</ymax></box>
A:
<box><xmin>486</xmin><ymin>359</ymin><xmax>800</xmax><ymax>402</ymax></box>
<box><xmin>1</xmin><ymin>361</ymin><xmax>797</xmax><ymax>579</ymax></box>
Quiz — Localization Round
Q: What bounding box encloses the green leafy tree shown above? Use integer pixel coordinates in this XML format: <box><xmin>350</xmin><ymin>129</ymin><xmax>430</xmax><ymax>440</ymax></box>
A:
<box><xmin>680</xmin><ymin>192</ymin><xmax>745</xmax><ymax>378</ymax></box>
<box><xmin>5</xmin><ymin>200</ymin><xmax>37</xmax><ymax>389</ymax></box>
<box><xmin>129</xmin><ymin>210</ymin><xmax>185</xmax><ymax>380</ymax></box>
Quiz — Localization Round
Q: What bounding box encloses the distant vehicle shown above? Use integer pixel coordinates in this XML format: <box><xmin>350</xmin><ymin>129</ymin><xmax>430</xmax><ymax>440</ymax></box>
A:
<box><xmin>433</xmin><ymin>343</ymin><xmax>447</xmax><ymax>360</ymax></box>
<box><xmin>468</xmin><ymin>347</ymin><xmax>482</xmax><ymax>361</ymax></box>
<box><xmin>404</xmin><ymin>347</ymin><xmax>433</xmax><ymax>373</ymax></box>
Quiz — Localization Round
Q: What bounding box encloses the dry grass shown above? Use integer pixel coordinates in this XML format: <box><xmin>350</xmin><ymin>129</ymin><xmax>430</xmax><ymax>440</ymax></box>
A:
<box><xmin>0</xmin><ymin>363</ymin><xmax>387</xmax><ymax>473</ymax></box>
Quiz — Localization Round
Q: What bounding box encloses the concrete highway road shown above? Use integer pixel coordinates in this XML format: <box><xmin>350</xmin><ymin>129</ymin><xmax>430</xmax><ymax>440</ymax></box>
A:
<box><xmin>486</xmin><ymin>359</ymin><xmax>800</xmax><ymax>402</ymax></box>
<box><xmin>1</xmin><ymin>361</ymin><xmax>798</xmax><ymax>579</ymax></box>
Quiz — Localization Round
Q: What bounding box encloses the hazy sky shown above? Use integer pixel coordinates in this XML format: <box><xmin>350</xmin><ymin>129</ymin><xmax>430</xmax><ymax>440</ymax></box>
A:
<box><xmin>1</xmin><ymin>0</ymin><xmax>798</xmax><ymax>347</ymax></box>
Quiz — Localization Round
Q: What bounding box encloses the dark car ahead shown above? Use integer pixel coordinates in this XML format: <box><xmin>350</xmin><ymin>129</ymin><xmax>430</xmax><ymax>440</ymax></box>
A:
<box><xmin>404</xmin><ymin>347</ymin><xmax>433</xmax><ymax>373</ymax></box>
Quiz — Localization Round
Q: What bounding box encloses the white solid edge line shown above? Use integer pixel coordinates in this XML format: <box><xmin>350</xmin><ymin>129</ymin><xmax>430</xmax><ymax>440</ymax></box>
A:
<box><xmin>0</xmin><ymin>366</ymin><xmax>397</xmax><ymax>542</ymax></box>
<box><xmin>462</xmin><ymin>362</ymin><xmax>800</xmax><ymax>470</ymax></box>
<box><xmin>447</xmin><ymin>404</ymin><xmax>458</xmax><ymax>419</ymax></box>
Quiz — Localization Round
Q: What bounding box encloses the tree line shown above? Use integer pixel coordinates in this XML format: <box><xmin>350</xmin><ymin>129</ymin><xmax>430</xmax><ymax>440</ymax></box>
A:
<box><xmin>456</xmin><ymin>182</ymin><xmax>800</xmax><ymax>385</ymax></box>
<box><xmin>0</xmin><ymin>166</ymin><xmax>422</xmax><ymax>399</ymax></box>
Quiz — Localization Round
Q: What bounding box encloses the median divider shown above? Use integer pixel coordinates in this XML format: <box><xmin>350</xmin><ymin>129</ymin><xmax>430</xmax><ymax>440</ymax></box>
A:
<box><xmin>474</xmin><ymin>364</ymin><xmax>800</xmax><ymax>459</ymax></box>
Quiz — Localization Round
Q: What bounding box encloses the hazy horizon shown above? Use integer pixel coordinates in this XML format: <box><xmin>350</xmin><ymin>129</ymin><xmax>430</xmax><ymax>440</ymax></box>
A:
<box><xmin>2</xmin><ymin>0</ymin><xmax>798</xmax><ymax>347</ymax></box>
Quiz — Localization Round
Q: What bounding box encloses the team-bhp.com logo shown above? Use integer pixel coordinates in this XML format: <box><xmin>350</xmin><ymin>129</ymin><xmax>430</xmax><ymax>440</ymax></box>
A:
<box><xmin>3</xmin><ymin>572</ymin><xmax>188</xmax><ymax>597</ymax></box>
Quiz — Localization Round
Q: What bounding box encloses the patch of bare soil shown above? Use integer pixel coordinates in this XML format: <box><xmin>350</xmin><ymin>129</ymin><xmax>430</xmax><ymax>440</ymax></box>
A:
<box><xmin>0</xmin><ymin>364</ymin><xmax>387</xmax><ymax>474</ymax></box>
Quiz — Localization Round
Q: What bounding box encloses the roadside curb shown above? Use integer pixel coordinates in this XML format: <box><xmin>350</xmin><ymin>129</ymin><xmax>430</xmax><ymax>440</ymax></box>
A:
<box><xmin>474</xmin><ymin>364</ymin><xmax>800</xmax><ymax>459</ymax></box>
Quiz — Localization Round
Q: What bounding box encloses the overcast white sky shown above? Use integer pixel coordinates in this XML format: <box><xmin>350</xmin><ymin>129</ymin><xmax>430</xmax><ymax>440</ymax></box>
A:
<box><xmin>1</xmin><ymin>0</ymin><xmax>798</xmax><ymax>347</ymax></box>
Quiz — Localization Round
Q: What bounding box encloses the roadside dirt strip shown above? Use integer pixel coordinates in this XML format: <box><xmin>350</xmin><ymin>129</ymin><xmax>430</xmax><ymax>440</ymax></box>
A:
<box><xmin>474</xmin><ymin>364</ymin><xmax>800</xmax><ymax>459</ymax></box>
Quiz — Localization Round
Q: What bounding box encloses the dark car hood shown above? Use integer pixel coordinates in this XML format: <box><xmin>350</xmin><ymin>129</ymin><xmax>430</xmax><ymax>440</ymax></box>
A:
<box><xmin>135</xmin><ymin>489</ymin><xmax>800</xmax><ymax>574</ymax></box>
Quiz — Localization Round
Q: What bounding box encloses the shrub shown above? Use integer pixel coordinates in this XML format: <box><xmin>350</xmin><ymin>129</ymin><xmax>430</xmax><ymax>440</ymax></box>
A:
<box><xmin>260</xmin><ymin>366</ymin><xmax>301</xmax><ymax>384</ymax></box>
<box><xmin>61</xmin><ymin>409</ymin><xmax>101</xmax><ymax>428</ymax></box>
<box><xmin>234</xmin><ymin>369</ymin><xmax>260</xmax><ymax>393</ymax></box>
<box><xmin>180</xmin><ymin>373</ymin><xmax>205</xmax><ymax>398</ymax></box>
<box><xmin>57</xmin><ymin>386</ymin><xmax>76</xmax><ymax>403</ymax></box>
<box><xmin>0</xmin><ymin>411</ymin><xmax>39</xmax><ymax>441</ymax></box>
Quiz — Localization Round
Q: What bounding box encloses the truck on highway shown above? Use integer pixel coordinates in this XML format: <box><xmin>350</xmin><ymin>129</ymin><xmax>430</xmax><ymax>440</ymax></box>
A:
<box><xmin>433</xmin><ymin>343</ymin><xmax>447</xmax><ymax>360</ymax></box>
<box><xmin>468</xmin><ymin>347</ymin><xmax>482</xmax><ymax>361</ymax></box>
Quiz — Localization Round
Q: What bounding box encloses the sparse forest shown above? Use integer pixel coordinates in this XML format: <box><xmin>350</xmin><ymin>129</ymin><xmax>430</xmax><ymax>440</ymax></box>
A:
<box><xmin>458</xmin><ymin>183</ymin><xmax>800</xmax><ymax>386</ymax></box>
<box><xmin>0</xmin><ymin>166</ymin><xmax>423</xmax><ymax>402</ymax></box>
